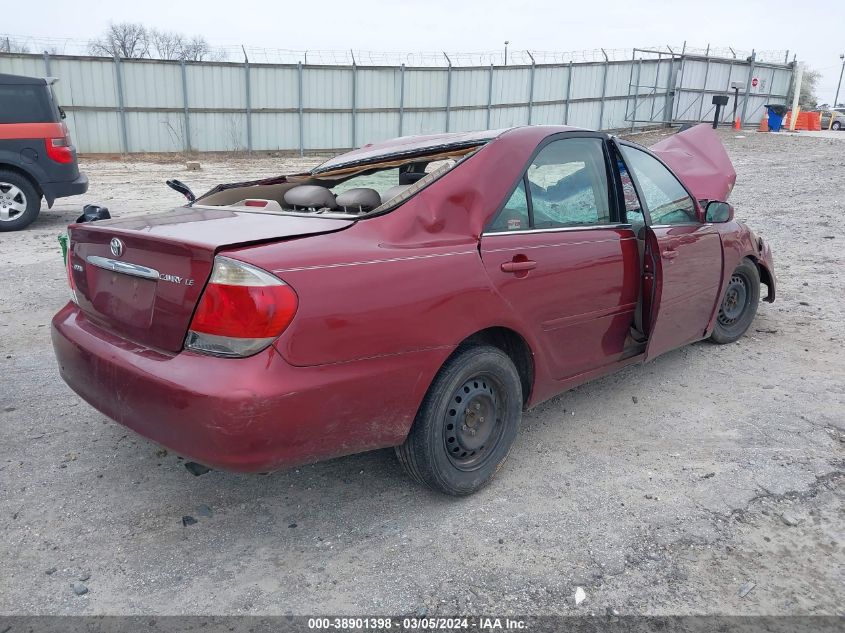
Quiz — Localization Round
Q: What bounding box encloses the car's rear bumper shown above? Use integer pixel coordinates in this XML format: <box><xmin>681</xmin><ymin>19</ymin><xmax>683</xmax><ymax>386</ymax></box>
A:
<box><xmin>51</xmin><ymin>302</ymin><xmax>446</xmax><ymax>472</ymax></box>
<box><xmin>42</xmin><ymin>173</ymin><xmax>88</xmax><ymax>206</ymax></box>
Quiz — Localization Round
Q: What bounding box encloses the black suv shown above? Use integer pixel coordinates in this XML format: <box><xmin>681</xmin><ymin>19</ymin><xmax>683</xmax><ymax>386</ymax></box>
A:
<box><xmin>0</xmin><ymin>73</ymin><xmax>88</xmax><ymax>231</ymax></box>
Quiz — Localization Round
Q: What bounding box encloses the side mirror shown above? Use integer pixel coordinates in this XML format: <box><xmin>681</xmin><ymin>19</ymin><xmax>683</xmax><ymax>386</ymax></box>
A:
<box><xmin>705</xmin><ymin>200</ymin><xmax>734</xmax><ymax>223</ymax></box>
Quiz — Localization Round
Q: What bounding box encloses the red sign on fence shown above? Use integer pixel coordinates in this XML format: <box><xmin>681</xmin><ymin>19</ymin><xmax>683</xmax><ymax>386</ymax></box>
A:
<box><xmin>751</xmin><ymin>77</ymin><xmax>759</xmax><ymax>87</ymax></box>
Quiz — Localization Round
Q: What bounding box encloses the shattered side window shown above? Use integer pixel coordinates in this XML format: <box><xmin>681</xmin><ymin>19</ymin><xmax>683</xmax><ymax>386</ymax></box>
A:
<box><xmin>617</xmin><ymin>157</ymin><xmax>645</xmax><ymax>228</ymax></box>
<box><xmin>620</xmin><ymin>146</ymin><xmax>697</xmax><ymax>226</ymax></box>
<box><xmin>525</xmin><ymin>138</ymin><xmax>610</xmax><ymax>229</ymax></box>
<box><xmin>487</xmin><ymin>179</ymin><xmax>530</xmax><ymax>233</ymax></box>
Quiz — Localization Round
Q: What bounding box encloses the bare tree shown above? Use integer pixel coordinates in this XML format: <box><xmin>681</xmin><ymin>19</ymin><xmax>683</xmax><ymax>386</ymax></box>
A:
<box><xmin>0</xmin><ymin>37</ymin><xmax>30</xmax><ymax>54</ymax></box>
<box><xmin>149</xmin><ymin>29</ymin><xmax>186</xmax><ymax>60</ymax></box>
<box><xmin>798</xmin><ymin>69</ymin><xmax>821</xmax><ymax>110</ymax></box>
<box><xmin>88</xmin><ymin>22</ymin><xmax>150</xmax><ymax>58</ymax></box>
<box><xmin>87</xmin><ymin>22</ymin><xmax>222</xmax><ymax>61</ymax></box>
<box><xmin>180</xmin><ymin>36</ymin><xmax>220</xmax><ymax>62</ymax></box>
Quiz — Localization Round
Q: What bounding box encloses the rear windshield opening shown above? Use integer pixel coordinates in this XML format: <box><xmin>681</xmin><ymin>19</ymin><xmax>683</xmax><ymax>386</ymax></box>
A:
<box><xmin>196</xmin><ymin>146</ymin><xmax>482</xmax><ymax>218</ymax></box>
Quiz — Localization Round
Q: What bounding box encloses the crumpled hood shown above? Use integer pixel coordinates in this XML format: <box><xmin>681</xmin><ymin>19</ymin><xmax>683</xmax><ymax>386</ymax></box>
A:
<box><xmin>650</xmin><ymin>124</ymin><xmax>736</xmax><ymax>202</ymax></box>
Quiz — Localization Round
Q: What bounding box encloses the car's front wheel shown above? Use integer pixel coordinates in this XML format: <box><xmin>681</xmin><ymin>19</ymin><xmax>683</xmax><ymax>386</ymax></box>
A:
<box><xmin>0</xmin><ymin>170</ymin><xmax>41</xmax><ymax>231</ymax></box>
<box><xmin>395</xmin><ymin>345</ymin><xmax>522</xmax><ymax>495</ymax></box>
<box><xmin>833</xmin><ymin>121</ymin><xmax>842</xmax><ymax>131</ymax></box>
<box><xmin>710</xmin><ymin>259</ymin><xmax>760</xmax><ymax>344</ymax></box>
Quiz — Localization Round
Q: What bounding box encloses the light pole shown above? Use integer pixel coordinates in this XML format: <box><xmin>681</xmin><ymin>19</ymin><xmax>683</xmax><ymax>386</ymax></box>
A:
<box><xmin>834</xmin><ymin>53</ymin><xmax>845</xmax><ymax>108</ymax></box>
<box><xmin>504</xmin><ymin>41</ymin><xmax>509</xmax><ymax>66</ymax></box>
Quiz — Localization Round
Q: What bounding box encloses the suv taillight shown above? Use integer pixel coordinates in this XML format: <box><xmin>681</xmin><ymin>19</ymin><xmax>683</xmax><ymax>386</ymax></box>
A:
<box><xmin>46</xmin><ymin>136</ymin><xmax>74</xmax><ymax>164</ymax></box>
<box><xmin>184</xmin><ymin>256</ymin><xmax>298</xmax><ymax>357</ymax></box>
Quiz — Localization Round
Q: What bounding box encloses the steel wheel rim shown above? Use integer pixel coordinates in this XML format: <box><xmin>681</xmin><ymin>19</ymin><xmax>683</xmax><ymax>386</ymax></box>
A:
<box><xmin>718</xmin><ymin>273</ymin><xmax>749</xmax><ymax>326</ymax></box>
<box><xmin>443</xmin><ymin>374</ymin><xmax>507</xmax><ymax>471</ymax></box>
<box><xmin>0</xmin><ymin>182</ymin><xmax>27</xmax><ymax>222</ymax></box>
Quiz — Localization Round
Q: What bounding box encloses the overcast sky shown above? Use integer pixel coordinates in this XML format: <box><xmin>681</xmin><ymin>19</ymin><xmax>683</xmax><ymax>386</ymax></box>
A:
<box><xmin>13</xmin><ymin>0</ymin><xmax>845</xmax><ymax>103</ymax></box>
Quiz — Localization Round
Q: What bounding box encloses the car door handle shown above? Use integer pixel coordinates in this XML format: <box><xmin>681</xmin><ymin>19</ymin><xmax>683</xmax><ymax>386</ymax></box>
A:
<box><xmin>501</xmin><ymin>260</ymin><xmax>537</xmax><ymax>273</ymax></box>
<box><xmin>662</xmin><ymin>249</ymin><xmax>679</xmax><ymax>260</ymax></box>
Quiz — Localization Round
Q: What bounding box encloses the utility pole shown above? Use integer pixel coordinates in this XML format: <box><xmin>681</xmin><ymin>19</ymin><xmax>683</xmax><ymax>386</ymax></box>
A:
<box><xmin>504</xmin><ymin>41</ymin><xmax>509</xmax><ymax>65</ymax></box>
<box><xmin>834</xmin><ymin>53</ymin><xmax>845</xmax><ymax>108</ymax></box>
<box><xmin>789</xmin><ymin>62</ymin><xmax>804</xmax><ymax>131</ymax></box>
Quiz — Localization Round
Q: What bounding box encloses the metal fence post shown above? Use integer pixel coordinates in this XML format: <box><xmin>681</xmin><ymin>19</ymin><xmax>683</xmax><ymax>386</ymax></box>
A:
<box><xmin>649</xmin><ymin>56</ymin><xmax>660</xmax><ymax>123</ymax></box>
<box><xmin>243</xmin><ymin>59</ymin><xmax>252</xmax><ymax>154</ymax></box>
<box><xmin>398</xmin><ymin>64</ymin><xmax>405</xmax><ymax>136</ymax></box>
<box><xmin>351</xmin><ymin>61</ymin><xmax>357</xmax><ymax>148</ymax></box>
<box><xmin>722</xmin><ymin>60</ymin><xmax>734</xmax><ymax>123</ymax></box>
<box><xmin>444</xmin><ymin>52</ymin><xmax>452</xmax><ymax>132</ymax></box>
<box><xmin>625</xmin><ymin>51</ymin><xmax>635</xmax><ymax>128</ymax></box>
<box><xmin>740</xmin><ymin>50</ymin><xmax>756</xmax><ymax>126</ymax></box>
<box><xmin>297</xmin><ymin>61</ymin><xmax>304</xmax><ymax>156</ymax></box>
<box><xmin>663</xmin><ymin>53</ymin><xmax>676</xmax><ymax>126</ymax></box>
<box><xmin>486</xmin><ymin>63</ymin><xmax>494</xmax><ymax>130</ymax></box>
<box><xmin>42</xmin><ymin>50</ymin><xmax>51</xmax><ymax>76</ymax></box>
<box><xmin>673</xmin><ymin>50</ymin><xmax>687</xmax><ymax>122</ymax></box>
<box><xmin>631</xmin><ymin>59</ymin><xmax>642</xmax><ymax>131</ymax></box>
<box><xmin>598</xmin><ymin>49</ymin><xmax>609</xmax><ymax>130</ymax></box>
<box><xmin>113</xmin><ymin>55</ymin><xmax>130</xmax><ymax>155</ymax></box>
<box><xmin>564</xmin><ymin>61</ymin><xmax>573</xmax><ymax>124</ymax></box>
<box><xmin>180</xmin><ymin>60</ymin><xmax>191</xmax><ymax>154</ymax></box>
<box><xmin>526</xmin><ymin>51</ymin><xmax>535</xmax><ymax>125</ymax></box>
<box><xmin>697</xmin><ymin>54</ymin><xmax>711</xmax><ymax>122</ymax></box>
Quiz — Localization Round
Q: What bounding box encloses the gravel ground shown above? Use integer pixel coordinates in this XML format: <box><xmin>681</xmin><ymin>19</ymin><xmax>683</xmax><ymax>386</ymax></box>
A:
<box><xmin>0</xmin><ymin>129</ymin><xmax>843</xmax><ymax>616</ymax></box>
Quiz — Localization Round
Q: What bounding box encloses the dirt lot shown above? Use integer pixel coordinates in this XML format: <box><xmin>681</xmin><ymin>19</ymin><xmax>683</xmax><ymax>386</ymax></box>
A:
<box><xmin>0</xmin><ymin>129</ymin><xmax>843</xmax><ymax>616</ymax></box>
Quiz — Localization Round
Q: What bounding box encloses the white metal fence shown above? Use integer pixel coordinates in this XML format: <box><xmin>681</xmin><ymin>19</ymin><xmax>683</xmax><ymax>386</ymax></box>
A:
<box><xmin>0</xmin><ymin>50</ymin><xmax>795</xmax><ymax>155</ymax></box>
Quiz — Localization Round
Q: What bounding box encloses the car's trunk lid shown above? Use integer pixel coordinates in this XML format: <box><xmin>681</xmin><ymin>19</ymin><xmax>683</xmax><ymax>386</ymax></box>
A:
<box><xmin>67</xmin><ymin>207</ymin><xmax>353</xmax><ymax>352</ymax></box>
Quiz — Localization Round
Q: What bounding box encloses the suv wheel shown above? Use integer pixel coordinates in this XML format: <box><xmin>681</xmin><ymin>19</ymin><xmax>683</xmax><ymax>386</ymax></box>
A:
<box><xmin>395</xmin><ymin>345</ymin><xmax>522</xmax><ymax>495</ymax></box>
<box><xmin>0</xmin><ymin>170</ymin><xmax>41</xmax><ymax>231</ymax></box>
<box><xmin>833</xmin><ymin>121</ymin><xmax>842</xmax><ymax>131</ymax></box>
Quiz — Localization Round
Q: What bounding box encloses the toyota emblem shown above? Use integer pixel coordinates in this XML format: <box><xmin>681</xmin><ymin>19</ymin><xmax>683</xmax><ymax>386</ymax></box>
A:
<box><xmin>110</xmin><ymin>238</ymin><xmax>124</xmax><ymax>258</ymax></box>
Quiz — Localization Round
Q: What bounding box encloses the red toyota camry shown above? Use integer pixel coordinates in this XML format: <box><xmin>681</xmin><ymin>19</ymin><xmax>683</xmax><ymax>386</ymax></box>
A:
<box><xmin>51</xmin><ymin>124</ymin><xmax>775</xmax><ymax>495</ymax></box>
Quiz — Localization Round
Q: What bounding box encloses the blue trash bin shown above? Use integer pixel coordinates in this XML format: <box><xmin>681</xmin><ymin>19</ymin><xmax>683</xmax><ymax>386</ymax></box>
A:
<box><xmin>766</xmin><ymin>106</ymin><xmax>785</xmax><ymax>132</ymax></box>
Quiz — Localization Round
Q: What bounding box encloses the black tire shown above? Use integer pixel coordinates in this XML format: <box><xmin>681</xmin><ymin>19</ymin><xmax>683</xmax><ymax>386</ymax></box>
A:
<box><xmin>395</xmin><ymin>345</ymin><xmax>522</xmax><ymax>496</ymax></box>
<box><xmin>710</xmin><ymin>259</ymin><xmax>760</xmax><ymax>344</ymax></box>
<box><xmin>833</xmin><ymin>121</ymin><xmax>842</xmax><ymax>131</ymax></box>
<box><xmin>0</xmin><ymin>170</ymin><xmax>41</xmax><ymax>231</ymax></box>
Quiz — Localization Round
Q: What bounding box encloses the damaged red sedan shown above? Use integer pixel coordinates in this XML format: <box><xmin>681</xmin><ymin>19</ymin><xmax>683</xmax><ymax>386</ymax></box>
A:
<box><xmin>51</xmin><ymin>124</ymin><xmax>775</xmax><ymax>495</ymax></box>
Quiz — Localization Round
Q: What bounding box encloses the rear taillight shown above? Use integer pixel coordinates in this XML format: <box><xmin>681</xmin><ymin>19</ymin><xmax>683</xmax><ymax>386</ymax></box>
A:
<box><xmin>46</xmin><ymin>136</ymin><xmax>74</xmax><ymax>164</ymax></box>
<box><xmin>184</xmin><ymin>256</ymin><xmax>298</xmax><ymax>357</ymax></box>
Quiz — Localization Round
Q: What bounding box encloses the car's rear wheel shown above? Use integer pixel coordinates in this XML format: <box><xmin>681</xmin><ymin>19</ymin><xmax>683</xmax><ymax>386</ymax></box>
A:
<box><xmin>0</xmin><ymin>170</ymin><xmax>40</xmax><ymax>232</ymax></box>
<box><xmin>833</xmin><ymin>121</ymin><xmax>842</xmax><ymax>131</ymax></box>
<box><xmin>710</xmin><ymin>259</ymin><xmax>760</xmax><ymax>344</ymax></box>
<box><xmin>395</xmin><ymin>345</ymin><xmax>522</xmax><ymax>496</ymax></box>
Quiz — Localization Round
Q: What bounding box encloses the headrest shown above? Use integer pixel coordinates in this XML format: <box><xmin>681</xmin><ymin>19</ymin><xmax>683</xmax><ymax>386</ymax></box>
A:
<box><xmin>380</xmin><ymin>184</ymin><xmax>412</xmax><ymax>204</ymax></box>
<box><xmin>284</xmin><ymin>185</ymin><xmax>337</xmax><ymax>210</ymax></box>
<box><xmin>335</xmin><ymin>188</ymin><xmax>381</xmax><ymax>213</ymax></box>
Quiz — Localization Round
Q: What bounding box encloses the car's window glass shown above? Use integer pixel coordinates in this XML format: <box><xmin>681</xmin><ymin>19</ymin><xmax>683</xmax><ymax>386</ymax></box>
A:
<box><xmin>616</xmin><ymin>156</ymin><xmax>645</xmax><ymax>229</ymax></box>
<box><xmin>331</xmin><ymin>168</ymin><xmax>400</xmax><ymax>196</ymax></box>
<box><xmin>525</xmin><ymin>138</ymin><xmax>610</xmax><ymax>229</ymax></box>
<box><xmin>0</xmin><ymin>84</ymin><xmax>57</xmax><ymax>124</ymax></box>
<box><xmin>487</xmin><ymin>179</ymin><xmax>530</xmax><ymax>233</ymax></box>
<box><xmin>619</xmin><ymin>145</ymin><xmax>697</xmax><ymax>225</ymax></box>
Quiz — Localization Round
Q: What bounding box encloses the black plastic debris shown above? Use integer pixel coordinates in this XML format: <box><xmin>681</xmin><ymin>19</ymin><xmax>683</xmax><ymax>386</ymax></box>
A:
<box><xmin>184</xmin><ymin>462</ymin><xmax>211</xmax><ymax>476</ymax></box>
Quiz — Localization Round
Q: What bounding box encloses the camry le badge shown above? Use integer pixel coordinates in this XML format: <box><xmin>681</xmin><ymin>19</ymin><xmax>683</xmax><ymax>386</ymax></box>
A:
<box><xmin>110</xmin><ymin>238</ymin><xmax>125</xmax><ymax>258</ymax></box>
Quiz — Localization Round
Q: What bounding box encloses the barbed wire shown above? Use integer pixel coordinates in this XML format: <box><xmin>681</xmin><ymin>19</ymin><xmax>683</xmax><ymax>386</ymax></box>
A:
<box><xmin>0</xmin><ymin>33</ymin><xmax>792</xmax><ymax>66</ymax></box>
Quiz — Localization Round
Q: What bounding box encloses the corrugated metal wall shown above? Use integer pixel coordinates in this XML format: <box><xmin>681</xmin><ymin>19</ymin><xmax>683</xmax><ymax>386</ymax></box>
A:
<box><xmin>0</xmin><ymin>52</ymin><xmax>794</xmax><ymax>154</ymax></box>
